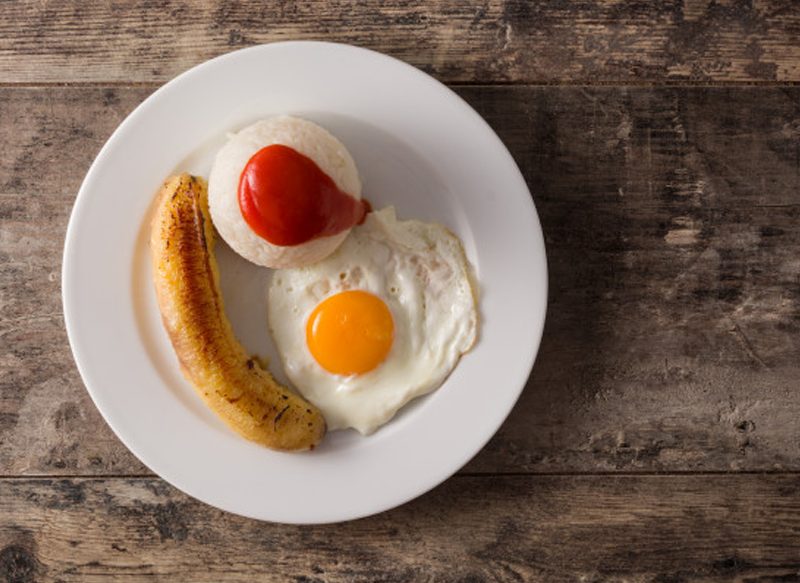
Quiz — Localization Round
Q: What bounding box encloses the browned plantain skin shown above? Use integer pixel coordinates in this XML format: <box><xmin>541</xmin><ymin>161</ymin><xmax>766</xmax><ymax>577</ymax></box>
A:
<box><xmin>150</xmin><ymin>174</ymin><xmax>326</xmax><ymax>451</ymax></box>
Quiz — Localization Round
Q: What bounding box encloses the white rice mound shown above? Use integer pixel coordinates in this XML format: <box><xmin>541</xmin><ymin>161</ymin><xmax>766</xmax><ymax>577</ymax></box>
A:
<box><xmin>208</xmin><ymin>116</ymin><xmax>362</xmax><ymax>268</ymax></box>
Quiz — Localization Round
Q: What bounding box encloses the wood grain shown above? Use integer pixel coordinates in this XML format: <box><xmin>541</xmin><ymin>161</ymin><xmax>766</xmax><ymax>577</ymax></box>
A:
<box><xmin>0</xmin><ymin>190</ymin><xmax>147</xmax><ymax>476</ymax></box>
<box><xmin>2</xmin><ymin>475</ymin><xmax>800</xmax><ymax>582</ymax></box>
<box><xmin>463</xmin><ymin>86</ymin><xmax>800</xmax><ymax>473</ymax></box>
<box><xmin>1</xmin><ymin>86</ymin><xmax>798</xmax><ymax>476</ymax></box>
<box><xmin>1</xmin><ymin>1</ymin><xmax>800</xmax><ymax>85</ymax></box>
<box><xmin>3</xmin><ymin>2</ymin><xmax>799</xmax><ymax>578</ymax></box>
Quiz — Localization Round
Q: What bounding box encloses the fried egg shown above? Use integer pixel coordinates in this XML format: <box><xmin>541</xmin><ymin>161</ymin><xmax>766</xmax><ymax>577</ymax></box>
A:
<box><xmin>268</xmin><ymin>207</ymin><xmax>478</xmax><ymax>434</ymax></box>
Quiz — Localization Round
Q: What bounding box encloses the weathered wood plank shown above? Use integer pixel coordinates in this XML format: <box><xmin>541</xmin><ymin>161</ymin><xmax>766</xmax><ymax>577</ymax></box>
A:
<box><xmin>463</xmin><ymin>86</ymin><xmax>800</xmax><ymax>473</ymax></box>
<box><xmin>2</xmin><ymin>475</ymin><xmax>800</xmax><ymax>582</ymax></box>
<box><xmin>0</xmin><ymin>87</ymin><xmax>151</xmax><ymax>195</ymax></box>
<box><xmin>1</xmin><ymin>0</ymin><xmax>800</xmax><ymax>84</ymax></box>
<box><xmin>0</xmin><ymin>191</ymin><xmax>148</xmax><ymax>476</ymax></box>
<box><xmin>1</xmin><ymin>86</ymin><xmax>799</xmax><ymax>476</ymax></box>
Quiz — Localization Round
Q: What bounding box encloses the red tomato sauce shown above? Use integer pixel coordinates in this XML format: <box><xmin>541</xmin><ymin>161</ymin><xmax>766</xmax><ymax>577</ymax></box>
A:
<box><xmin>238</xmin><ymin>144</ymin><xmax>369</xmax><ymax>246</ymax></box>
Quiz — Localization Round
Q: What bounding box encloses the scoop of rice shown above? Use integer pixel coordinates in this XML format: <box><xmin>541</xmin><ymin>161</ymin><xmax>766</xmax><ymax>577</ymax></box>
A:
<box><xmin>208</xmin><ymin>116</ymin><xmax>362</xmax><ymax>268</ymax></box>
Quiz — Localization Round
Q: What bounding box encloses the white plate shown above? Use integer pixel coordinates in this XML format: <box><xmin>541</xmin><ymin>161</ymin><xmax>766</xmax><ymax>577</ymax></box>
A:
<box><xmin>62</xmin><ymin>42</ymin><xmax>547</xmax><ymax>523</ymax></box>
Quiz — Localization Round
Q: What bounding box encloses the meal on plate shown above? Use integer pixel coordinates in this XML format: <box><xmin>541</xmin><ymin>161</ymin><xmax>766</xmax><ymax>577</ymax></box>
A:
<box><xmin>150</xmin><ymin>116</ymin><xmax>478</xmax><ymax>451</ymax></box>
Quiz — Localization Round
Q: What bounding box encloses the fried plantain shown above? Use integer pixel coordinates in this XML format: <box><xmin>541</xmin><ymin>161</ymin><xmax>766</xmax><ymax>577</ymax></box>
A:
<box><xmin>150</xmin><ymin>174</ymin><xmax>326</xmax><ymax>451</ymax></box>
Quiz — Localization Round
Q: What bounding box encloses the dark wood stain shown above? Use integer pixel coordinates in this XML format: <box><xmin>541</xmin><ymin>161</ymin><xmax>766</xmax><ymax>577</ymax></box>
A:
<box><xmin>1</xmin><ymin>2</ymin><xmax>800</xmax><ymax>580</ymax></box>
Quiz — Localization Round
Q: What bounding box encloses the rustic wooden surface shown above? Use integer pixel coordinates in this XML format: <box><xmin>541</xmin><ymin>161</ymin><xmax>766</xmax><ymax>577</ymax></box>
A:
<box><xmin>3</xmin><ymin>475</ymin><xmax>800</xmax><ymax>582</ymax></box>
<box><xmin>1</xmin><ymin>1</ymin><xmax>800</xmax><ymax>582</ymax></box>
<box><xmin>2</xmin><ymin>0</ymin><xmax>800</xmax><ymax>84</ymax></box>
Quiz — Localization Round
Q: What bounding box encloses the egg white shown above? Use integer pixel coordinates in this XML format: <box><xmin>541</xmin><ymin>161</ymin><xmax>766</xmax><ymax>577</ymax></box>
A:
<box><xmin>268</xmin><ymin>207</ymin><xmax>478</xmax><ymax>434</ymax></box>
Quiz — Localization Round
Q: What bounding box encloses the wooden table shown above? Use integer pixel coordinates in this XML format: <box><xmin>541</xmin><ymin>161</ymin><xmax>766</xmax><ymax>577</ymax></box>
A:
<box><xmin>2</xmin><ymin>2</ymin><xmax>800</xmax><ymax>581</ymax></box>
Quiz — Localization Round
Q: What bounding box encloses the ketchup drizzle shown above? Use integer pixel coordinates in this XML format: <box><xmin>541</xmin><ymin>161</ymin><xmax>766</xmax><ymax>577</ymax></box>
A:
<box><xmin>238</xmin><ymin>144</ymin><xmax>368</xmax><ymax>246</ymax></box>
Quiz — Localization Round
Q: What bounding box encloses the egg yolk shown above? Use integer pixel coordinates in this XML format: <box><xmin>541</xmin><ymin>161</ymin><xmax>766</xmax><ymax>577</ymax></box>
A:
<box><xmin>306</xmin><ymin>290</ymin><xmax>394</xmax><ymax>376</ymax></box>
